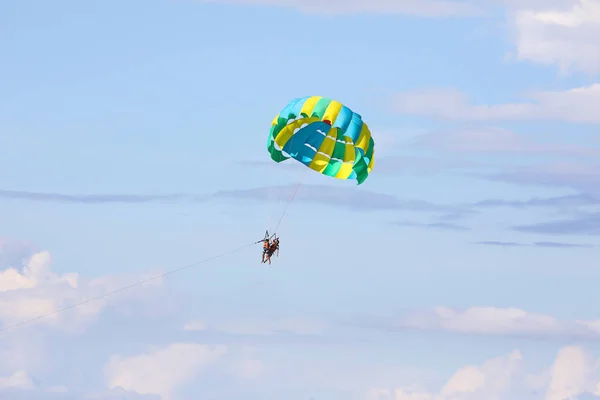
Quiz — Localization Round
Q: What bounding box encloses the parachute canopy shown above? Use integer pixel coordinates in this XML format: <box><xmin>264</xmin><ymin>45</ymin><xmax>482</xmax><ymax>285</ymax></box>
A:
<box><xmin>267</xmin><ymin>96</ymin><xmax>375</xmax><ymax>184</ymax></box>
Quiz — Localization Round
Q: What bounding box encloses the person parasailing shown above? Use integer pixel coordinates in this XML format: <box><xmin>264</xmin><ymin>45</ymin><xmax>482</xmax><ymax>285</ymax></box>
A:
<box><xmin>264</xmin><ymin>236</ymin><xmax>280</xmax><ymax>265</ymax></box>
<box><xmin>256</xmin><ymin>230</ymin><xmax>271</xmax><ymax>263</ymax></box>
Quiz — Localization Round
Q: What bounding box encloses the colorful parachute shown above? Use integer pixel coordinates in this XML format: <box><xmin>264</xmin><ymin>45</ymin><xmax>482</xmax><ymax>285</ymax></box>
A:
<box><xmin>267</xmin><ymin>96</ymin><xmax>375</xmax><ymax>184</ymax></box>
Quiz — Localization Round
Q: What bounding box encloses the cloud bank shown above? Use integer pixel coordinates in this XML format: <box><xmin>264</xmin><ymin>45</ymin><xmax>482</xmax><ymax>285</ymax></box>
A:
<box><xmin>368</xmin><ymin>345</ymin><xmax>600</xmax><ymax>400</ymax></box>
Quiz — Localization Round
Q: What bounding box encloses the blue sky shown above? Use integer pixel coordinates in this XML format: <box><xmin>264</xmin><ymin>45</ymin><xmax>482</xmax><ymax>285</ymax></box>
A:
<box><xmin>1</xmin><ymin>0</ymin><xmax>600</xmax><ymax>399</ymax></box>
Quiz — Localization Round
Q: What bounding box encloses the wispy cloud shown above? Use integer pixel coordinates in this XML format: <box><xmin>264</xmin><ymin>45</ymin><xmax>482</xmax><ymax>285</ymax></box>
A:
<box><xmin>474</xmin><ymin>193</ymin><xmax>600</xmax><ymax>209</ymax></box>
<box><xmin>394</xmin><ymin>220</ymin><xmax>470</xmax><ymax>231</ymax></box>
<box><xmin>0</xmin><ymin>185</ymin><xmax>469</xmax><ymax>217</ymax></box>
<box><xmin>236</xmin><ymin>160</ymin><xmax>304</xmax><ymax>172</ymax></box>
<box><xmin>0</xmin><ymin>190</ymin><xmax>187</xmax><ymax>204</ymax></box>
<box><xmin>214</xmin><ymin>184</ymin><xmax>466</xmax><ymax>214</ymax></box>
<box><xmin>375</xmin><ymin>155</ymin><xmax>481</xmax><ymax>175</ymax></box>
<box><xmin>485</xmin><ymin>162</ymin><xmax>600</xmax><ymax>193</ymax></box>
<box><xmin>513</xmin><ymin>213</ymin><xmax>600</xmax><ymax>236</ymax></box>
<box><xmin>184</xmin><ymin>317</ymin><xmax>327</xmax><ymax>336</ymax></box>
<box><xmin>374</xmin><ymin>128</ymin><xmax>600</xmax><ymax>198</ymax></box>
<box><xmin>371</xmin><ymin>306</ymin><xmax>600</xmax><ymax>340</ymax></box>
<box><xmin>241</xmin><ymin>155</ymin><xmax>480</xmax><ymax>176</ymax></box>
<box><xmin>196</xmin><ymin>0</ymin><xmax>482</xmax><ymax>17</ymax></box>
<box><xmin>393</xmin><ymin>84</ymin><xmax>600</xmax><ymax>123</ymax></box>
<box><xmin>409</xmin><ymin>127</ymin><xmax>600</xmax><ymax>157</ymax></box>
<box><xmin>475</xmin><ymin>241</ymin><xmax>525</xmax><ymax>247</ymax></box>
<box><xmin>475</xmin><ymin>240</ymin><xmax>595</xmax><ymax>248</ymax></box>
<box><xmin>535</xmin><ymin>241</ymin><xmax>595</xmax><ymax>248</ymax></box>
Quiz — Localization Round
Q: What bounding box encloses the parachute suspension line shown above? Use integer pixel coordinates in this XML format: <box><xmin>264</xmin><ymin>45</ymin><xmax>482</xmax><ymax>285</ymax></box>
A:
<box><xmin>274</xmin><ymin>170</ymin><xmax>286</xmax><ymax>231</ymax></box>
<box><xmin>272</xmin><ymin>166</ymin><xmax>310</xmax><ymax>235</ymax></box>
<box><xmin>267</xmin><ymin>117</ymin><xmax>302</xmax><ymax>235</ymax></box>
<box><xmin>0</xmin><ymin>241</ymin><xmax>256</xmax><ymax>337</ymax></box>
<box><xmin>265</xmin><ymin>155</ymin><xmax>276</xmax><ymax>233</ymax></box>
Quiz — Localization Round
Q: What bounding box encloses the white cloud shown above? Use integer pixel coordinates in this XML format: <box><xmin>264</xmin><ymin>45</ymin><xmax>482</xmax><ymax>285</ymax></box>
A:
<box><xmin>545</xmin><ymin>346</ymin><xmax>599</xmax><ymax>400</ymax></box>
<box><xmin>444</xmin><ymin>350</ymin><xmax>523</xmax><ymax>400</ymax></box>
<box><xmin>366</xmin><ymin>346</ymin><xmax>600</xmax><ymax>400</ymax></box>
<box><xmin>104</xmin><ymin>343</ymin><xmax>227</xmax><ymax>400</ymax></box>
<box><xmin>0</xmin><ymin>370</ymin><xmax>35</xmax><ymax>390</ymax></box>
<box><xmin>393</xmin><ymin>83</ymin><xmax>600</xmax><ymax>123</ymax></box>
<box><xmin>0</xmin><ymin>250</ymin><xmax>166</xmax><ymax>333</ymax></box>
<box><xmin>388</xmin><ymin>306</ymin><xmax>600</xmax><ymax>339</ymax></box>
<box><xmin>367</xmin><ymin>349</ymin><xmax>524</xmax><ymax>400</ymax></box>
<box><xmin>508</xmin><ymin>0</ymin><xmax>600</xmax><ymax>75</ymax></box>
<box><xmin>195</xmin><ymin>0</ymin><xmax>481</xmax><ymax>17</ymax></box>
<box><xmin>184</xmin><ymin>317</ymin><xmax>327</xmax><ymax>335</ymax></box>
<box><xmin>0</xmin><ymin>251</ymin><xmax>77</xmax><ymax>292</ymax></box>
<box><xmin>0</xmin><ymin>246</ymin><xmax>170</xmax><ymax>395</ymax></box>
